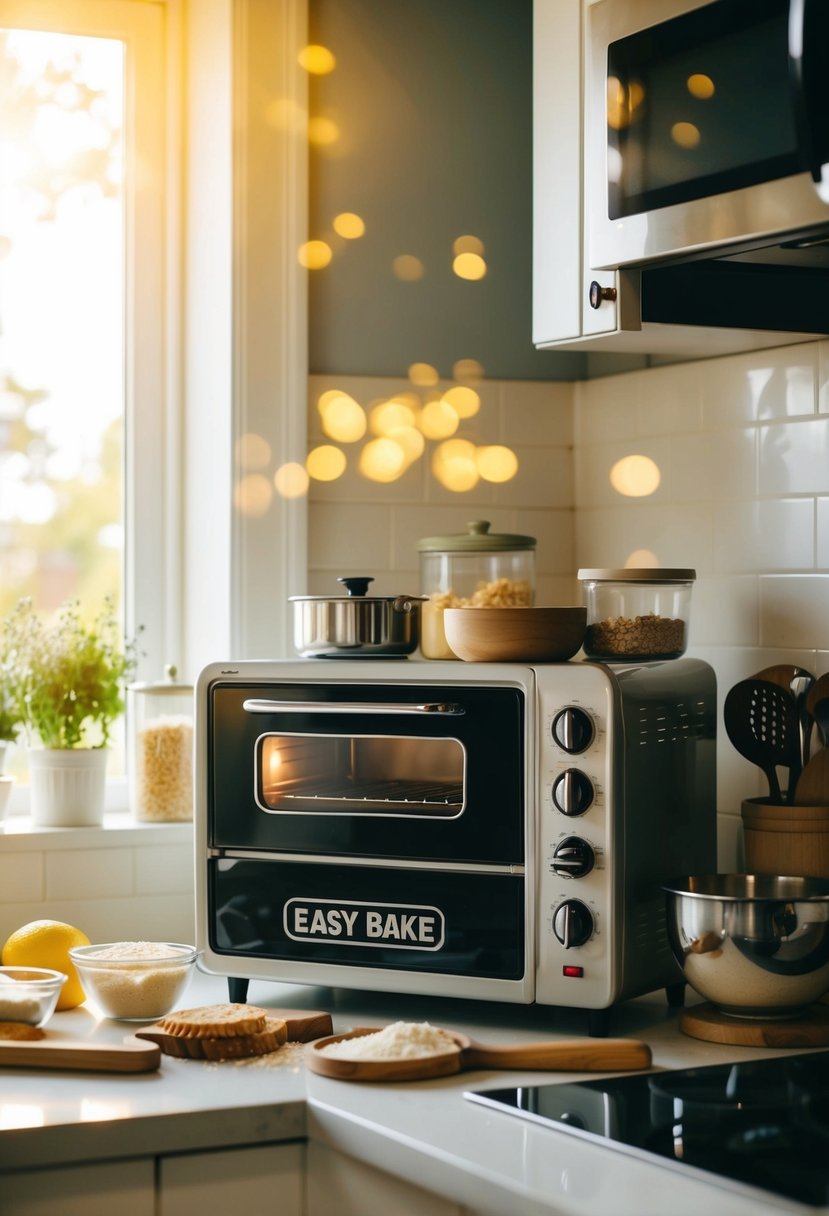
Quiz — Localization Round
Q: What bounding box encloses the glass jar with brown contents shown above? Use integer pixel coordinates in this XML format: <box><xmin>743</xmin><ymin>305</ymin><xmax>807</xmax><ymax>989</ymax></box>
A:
<box><xmin>417</xmin><ymin>521</ymin><xmax>536</xmax><ymax>659</ymax></box>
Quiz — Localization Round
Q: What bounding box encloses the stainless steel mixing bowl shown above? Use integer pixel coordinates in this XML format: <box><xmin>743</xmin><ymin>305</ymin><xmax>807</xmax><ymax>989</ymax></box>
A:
<box><xmin>663</xmin><ymin>874</ymin><xmax>829</xmax><ymax>1019</ymax></box>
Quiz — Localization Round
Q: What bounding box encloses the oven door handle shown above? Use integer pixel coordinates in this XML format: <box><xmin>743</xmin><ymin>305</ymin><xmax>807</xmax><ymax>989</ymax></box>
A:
<box><xmin>242</xmin><ymin>698</ymin><xmax>466</xmax><ymax>716</ymax></box>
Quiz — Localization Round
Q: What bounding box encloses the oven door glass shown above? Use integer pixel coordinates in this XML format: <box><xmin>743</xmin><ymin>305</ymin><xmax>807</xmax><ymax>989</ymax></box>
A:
<box><xmin>607</xmin><ymin>0</ymin><xmax>799</xmax><ymax>218</ymax></box>
<box><xmin>208</xmin><ymin>681</ymin><xmax>524</xmax><ymax>865</ymax></box>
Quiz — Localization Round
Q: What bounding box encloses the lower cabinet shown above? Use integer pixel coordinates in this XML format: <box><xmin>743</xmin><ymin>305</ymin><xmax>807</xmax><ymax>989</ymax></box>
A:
<box><xmin>2</xmin><ymin>1141</ymin><xmax>477</xmax><ymax>1216</ymax></box>
<box><xmin>0</xmin><ymin>1145</ymin><xmax>303</xmax><ymax>1216</ymax></box>
<box><xmin>0</xmin><ymin>1159</ymin><xmax>155</xmax><ymax>1216</ymax></box>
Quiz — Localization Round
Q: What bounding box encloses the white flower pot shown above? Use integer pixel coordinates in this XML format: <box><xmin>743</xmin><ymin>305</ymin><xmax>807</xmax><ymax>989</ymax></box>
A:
<box><xmin>28</xmin><ymin>747</ymin><xmax>109</xmax><ymax>827</ymax></box>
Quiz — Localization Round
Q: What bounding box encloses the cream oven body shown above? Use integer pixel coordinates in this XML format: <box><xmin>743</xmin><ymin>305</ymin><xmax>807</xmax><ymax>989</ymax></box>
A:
<box><xmin>195</xmin><ymin>658</ymin><xmax>716</xmax><ymax>1033</ymax></box>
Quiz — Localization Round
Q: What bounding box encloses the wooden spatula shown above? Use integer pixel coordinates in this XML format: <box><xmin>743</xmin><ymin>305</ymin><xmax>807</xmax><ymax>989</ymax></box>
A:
<box><xmin>0</xmin><ymin>1036</ymin><xmax>161</xmax><ymax>1072</ymax></box>
<box><xmin>306</xmin><ymin>1027</ymin><xmax>652</xmax><ymax>1083</ymax></box>
<box><xmin>794</xmin><ymin>747</ymin><xmax>829</xmax><ymax>806</ymax></box>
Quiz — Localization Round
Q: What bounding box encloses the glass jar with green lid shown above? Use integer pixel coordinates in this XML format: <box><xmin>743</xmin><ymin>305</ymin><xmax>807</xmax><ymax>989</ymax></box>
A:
<box><xmin>417</xmin><ymin>520</ymin><xmax>536</xmax><ymax>659</ymax></box>
<box><xmin>128</xmin><ymin>665</ymin><xmax>194</xmax><ymax>822</ymax></box>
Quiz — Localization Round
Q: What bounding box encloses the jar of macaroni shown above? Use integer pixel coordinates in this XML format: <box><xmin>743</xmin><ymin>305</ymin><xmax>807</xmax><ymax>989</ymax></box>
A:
<box><xmin>417</xmin><ymin>520</ymin><xmax>536</xmax><ymax>659</ymax></box>
<box><xmin>128</xmin><ymin>666</ymin><xmax>194</xmax><ymax>822</ymax></box>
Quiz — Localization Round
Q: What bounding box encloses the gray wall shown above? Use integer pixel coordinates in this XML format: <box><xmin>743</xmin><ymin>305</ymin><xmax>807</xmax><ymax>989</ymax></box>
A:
<box><xmin>308</xmin><ymin>0</ymin><xmax>587</xmax><ymax>382</ymax></box>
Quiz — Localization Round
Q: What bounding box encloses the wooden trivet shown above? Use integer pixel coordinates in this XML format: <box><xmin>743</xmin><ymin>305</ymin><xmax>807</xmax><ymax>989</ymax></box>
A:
<box><xmin>680</xmin><ymin>1002</ymin><xmax>829</xmax><ymax>1048</ymax></box>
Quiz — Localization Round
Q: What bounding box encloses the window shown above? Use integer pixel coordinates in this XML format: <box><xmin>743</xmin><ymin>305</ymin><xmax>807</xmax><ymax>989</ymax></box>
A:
<box><xmin>0</xmin><ymin>0</ymin><xmax>171</xmax><ymax>800</ymax></box>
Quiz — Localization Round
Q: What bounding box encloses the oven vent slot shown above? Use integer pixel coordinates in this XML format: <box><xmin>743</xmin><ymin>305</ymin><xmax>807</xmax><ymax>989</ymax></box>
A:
<box><xmin>635</xmin><ymin>697</ymin><xmax>708</xmax><ymax>747</ymax></box>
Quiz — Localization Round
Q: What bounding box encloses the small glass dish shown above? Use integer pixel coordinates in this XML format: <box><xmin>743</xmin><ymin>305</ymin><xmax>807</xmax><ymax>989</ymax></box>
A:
<box><xmin>0</xmin><ymin>966</ymin><xmax>67</xmax><ymax>1027</ymax></box>
<box><xmin>69</xmin><ymin>942</ymin><xmax>198</xmax><ymax>1022</ymax></box>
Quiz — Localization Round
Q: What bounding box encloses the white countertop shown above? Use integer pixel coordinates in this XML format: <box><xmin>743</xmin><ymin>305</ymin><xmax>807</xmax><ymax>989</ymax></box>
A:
<box><xmin>0</xmin><ymin>970</ymin><xmax>823</xmax><ymax>1216</ymax></box>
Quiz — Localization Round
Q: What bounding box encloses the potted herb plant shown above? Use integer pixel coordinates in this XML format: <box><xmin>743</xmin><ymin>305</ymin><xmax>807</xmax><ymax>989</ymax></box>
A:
<box><xmin>2</xmin><ymin>597</ymin><xmax>139</xmax><ymax>826</ymax></box>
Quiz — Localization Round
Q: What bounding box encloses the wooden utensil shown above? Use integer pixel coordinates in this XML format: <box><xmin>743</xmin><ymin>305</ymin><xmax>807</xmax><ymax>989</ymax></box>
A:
<box><xmin>810</xmin><ymin>694</ymin><xmax>829</xmax><ymax>751</ymax></box>
<box><xmin>306</xmin><ymin>1027</ymin><xmax>652</xmax><ymax>1083</ymax></box>
<box><xmin>794</xmin><ymin>746</ymin><xmax>829</xmax><ymax>806</ymax></box>
<box><xmin>136</xmin><ymin>1007</ymin><xmax>333</xmax><ymax>1059</ymax></box>
<box><xmin>724</xmin><ymin>678</ymin><xmax>800</xmax><ymax>803</ymax></box>
<box><xmin>0</xmin><ymin>1035</ymin><xmax>161</xmax><ymax>1072</ymax></box>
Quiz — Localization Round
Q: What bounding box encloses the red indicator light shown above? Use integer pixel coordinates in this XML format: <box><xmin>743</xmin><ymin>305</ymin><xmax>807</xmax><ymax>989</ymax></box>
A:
<box><xmin>562</xmin><ymin>965</ymin><xmax>584</xmax><ymax>978</ymax></box>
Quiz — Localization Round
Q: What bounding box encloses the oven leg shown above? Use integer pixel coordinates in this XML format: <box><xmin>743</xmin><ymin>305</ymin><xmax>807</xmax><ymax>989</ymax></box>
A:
<box><xmin>228</xmin><ymin>977</ymin><xmax>249</xmax><ymax>1004</ymax></box>
<box><xmin>586</xmin><ymin>1008</ymin><xmax>610</xmax><ymax>1038</ymax></box>
<box><xmin>665</xmin><ymin>980</ymin><xmax>685</xmax><ymax>1008</ymax></box>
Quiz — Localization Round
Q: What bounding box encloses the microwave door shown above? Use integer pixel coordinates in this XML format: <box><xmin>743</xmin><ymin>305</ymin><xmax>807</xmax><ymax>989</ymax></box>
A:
<box><xmin>789</xmin><ymin>0</ymin><xmax>829</xmax><ymax>203</ymax></box>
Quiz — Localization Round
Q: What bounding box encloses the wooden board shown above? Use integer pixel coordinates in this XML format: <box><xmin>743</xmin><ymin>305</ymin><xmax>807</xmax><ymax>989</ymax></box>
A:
<box><xmin>136</xmin><ymin>1007</ymin><xmax>333</xmax><ymax>1061</ymax></box>
<box><xmin>680</xmin><ymin>1002</ymin><xmax>829</xmax><ymax>1047</ymax></box>
<box><xmin>306</xmin><ymin>1026</ymin><xmax>652</xmax><ymax>1083</ymax></box>
<box><xmin>0</xmin><ymin>1035</ymin><xmax>161</xmax><ymax>1073</ymax></box>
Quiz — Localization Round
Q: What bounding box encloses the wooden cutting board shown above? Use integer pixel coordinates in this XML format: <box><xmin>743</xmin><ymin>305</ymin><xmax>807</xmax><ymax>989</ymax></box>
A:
<box><xmin>680</xmin><ymin>1002</ymin><xmax>829</xmax><ymax>1047</ymax></box>
<box><xmin>136</xmin><ymin>1008</ymin><xmax>333</xmax><ymax>1060</ymax></box>
<box><xmin>306</xmin><ymin>1027</ymin><xmax>652</xmax><ymax>1083</ymax></box>
<box><xmin>0</xmin><ymin>1035</ymin><xmax>161</xmax><ymax>1073</ymax></box>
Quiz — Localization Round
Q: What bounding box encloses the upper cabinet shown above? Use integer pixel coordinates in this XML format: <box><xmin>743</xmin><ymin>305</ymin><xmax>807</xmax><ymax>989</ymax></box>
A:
<box><xmin>533</xmin><ymin>0</ymin><xmax>829</xmax><ymax>360</ymax></box>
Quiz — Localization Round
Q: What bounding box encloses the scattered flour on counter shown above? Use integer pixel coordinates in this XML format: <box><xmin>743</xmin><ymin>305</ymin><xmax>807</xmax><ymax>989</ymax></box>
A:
<box><xmin>318</xmin><ymin>1021</ymin><xmax>459</xmax><ymax>1061</ymax></box>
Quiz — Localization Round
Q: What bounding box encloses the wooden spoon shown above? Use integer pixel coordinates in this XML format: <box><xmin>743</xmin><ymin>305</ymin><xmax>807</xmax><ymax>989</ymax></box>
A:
<box><xmin>306</xmin><ymin>1027</ymin><xmax>652</xmax><ymax>1083</ymax></box>
<box><xmin>724</xmin><ymin>678</ymin><xmax>800</xmax><ymax>803</ymax></box>
<box><xmin>794</xmin><ymin>745</ymin><xmax>829</xmax><ymax>806</ymax></box>
<box><xmin>807</xmin><ymin>678</ymin><xmax>829</xmax><ymax>748</ymax></box>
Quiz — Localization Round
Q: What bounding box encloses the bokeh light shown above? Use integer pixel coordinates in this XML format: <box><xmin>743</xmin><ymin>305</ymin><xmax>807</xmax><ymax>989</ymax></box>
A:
<box><xmin>370</xmin><ymin>399</ymin><xmax>417</xmax><ymax>435</ymax></box>
<box><xmin>274</xmin><ymin>462</ymin><xmax>310</xmax><ymax>498</ymax></box>
<box><xmin>408</xmin><ymin>362</ymin><xmax>439</xmax><ymax>387</ymax></box>
<box><xmin>671</xmin><ymin>121</ymin><xmax>700</xmax><ymax>149</ymax></box>
<box><xmin>236</xmin><ymin>432</ymin><xmax>272</xmax><ymax>470</ymax></box>
<box><xmin>359</xmin><ymin>438</ymin><xmax>406</xmax><ymax>483</ymax></box>
<box><xmin>476</xmin><ymin>445</ymin><xmax>518</xmax><ymax>483</ymax></box>
<box><xmin>626</xmin><ymin>548</ymin><xmax>659</xmax><ymax>567</ymax></box>
<box><xmin>393</xmin><ymin>254</ymin><xmax>424</xmax><ymax>281</ymax></box>
<box><xmin>432</xmin><ymin>439</ymin><xmax>479</xmax><ymax>492</ymax></box>
<box><xmin>453</xmin><ymin>358</ymin><xmax>484</xmax><ymax>384</ymax></box>
<box><xmin>298</xmin><ymin>240</ymin><xmax>333</xmax><ymax>269</ymax></box>
<box><xmin>687</xmin><ymin>73</ymin><xmax>714</xmax><ymax>99</ymax></box>
<box><xmin>320</xmin><ymin>393</ymin><xmax>367</xmax><ymax>443</ymax></box>
<box><xmin>453</xmin><ymin>234</ymin><xmax>484</xmax><ymax>256</ymax></box>
<box><xmin>419</xmin><ymin>399</ymin><xmax>459</xmax><ymax>439</ymax></box>
<box><xmin>452</xmin><ymin>252</ymin><xmax>487</xmax><ymax>281</ymax></box>
<box><xmin>333</xmin><ymin>211</ymin><xmax>365</xmax><ymax>239</ymax></box>
<box><xmin>610</xmin><ymin>454</ymin><xmax>661</xmax><ymax>497</ymax></box>
<box><xmin>306</xmin><ymin>444</ymin><xmax>346</xmax><ymax>481</ymax></box>
<box><xmin>234</xmin><ymin>473</ymin><xmax>273</xmax><ymax>517</ymax></box>
<box><xmin>441</xmin><ymin>385</ymin><xmax>480</xmax><ymax>419</ymax></box>
<box><xmin>307</xmin><ymin>116</ymin><xmax>340</xmax><ymax>146</ymax></box>
<box><xmin>298</xmin><ymin>44</ymin><xmax>336</xmax><ymax>75</ymax></box>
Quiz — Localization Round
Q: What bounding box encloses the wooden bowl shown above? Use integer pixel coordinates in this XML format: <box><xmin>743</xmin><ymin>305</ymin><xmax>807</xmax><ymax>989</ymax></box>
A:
<box><xmin>442</xmin><ymin>606</ymin><xmax>586</xmax><ymax>663</ymax></box>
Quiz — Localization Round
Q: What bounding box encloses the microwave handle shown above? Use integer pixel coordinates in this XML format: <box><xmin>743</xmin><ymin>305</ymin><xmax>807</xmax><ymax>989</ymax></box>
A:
<box><xmin>789</xmin><ymin>0</ymin><xmax>829</xmax><ymax>202</ymax></box>
<box><xmin>242</xmin><ymin>698</ymin><xmax>466</xmax><ymax>716</ymax></box>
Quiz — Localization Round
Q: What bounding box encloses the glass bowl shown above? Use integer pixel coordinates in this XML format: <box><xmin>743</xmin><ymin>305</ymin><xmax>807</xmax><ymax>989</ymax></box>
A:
<box><xmin>0</xmin><ymin>966</ymin><xmax>67</xmax><ymax>1026</ymax></box>
<box><xmin>69</xmin><ymin>942</ymin><xmax>198</xmax><ymax>1022</ymax></box>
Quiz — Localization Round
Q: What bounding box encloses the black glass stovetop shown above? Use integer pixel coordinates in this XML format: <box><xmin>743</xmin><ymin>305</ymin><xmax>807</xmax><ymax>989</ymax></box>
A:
<box><xmin>466</xmin><ymin>1050</ymin><xmax>829</xmax><ymax>1208</ymax></box>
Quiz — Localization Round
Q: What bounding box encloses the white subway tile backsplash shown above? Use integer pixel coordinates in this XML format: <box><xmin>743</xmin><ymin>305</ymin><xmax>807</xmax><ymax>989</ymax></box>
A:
<box><xmin>0</xmin><ymin>852</ymin><xmax>43</xmax><ymax>903</ymax></box>
<box><xmin>667</xmin><ymin>428</ymin><xmax>756</xmax><ymax>502</ymax></box>
<box><xmin>309</xmin><ymin>502</ymin><xmax>393</xmax><ymax>571</ymax></box>
<box><xmin>712</xmin><ymin>499</ymin><xmax>814</xmax><ymax>573</ymax></box>
<box><xmin>501</xmin><ymin>381</ymin><xmax>573</xmax><ymax>445</ymax></box>
<box><xmin>493</xmin><ymin>444</ymin><xmax>573</xmax><ymax>509</ymax></box>
<box><xmin>699</xmin><ymin>343</ymin><xmax>818</xmax><ymax>425</ymax></box>
<box><xmin>759</xmin><ymin>575</ymin><xmax>829</xmax><ymax>648</ymax></box>
<box><xmin>635</xmin><ymin>361</ymin><xmax>703</xmax><ymax>436</ymax></box>
<box><xmin>134</xmin><ymin>844</ymin><xmax>194</xmax><ymax>896</ymax></box>
<box><xmin>575</xmin><ymin>502</ymin><xmax>712</xmax><ymax>572</ymax></box>
<box><xmin>757</xmin><ymin>418</ymin><xmax>829</xmax><ymax>495</ymax></box>
<box><xmin>691</xmin><ymin>575</ymin><xmax>759</xmax><ymax>648</ymax></box>
<box><xmin>45</xmin><ymin>848</ymin><xmax>134</xmax><ymax>901</ymax></box>
<box><xmin>819</xmin><ymin>499</ymin><xmax>829</xmax><ymax>568</ymax></box>
<box><xmin>573</xmin><ymin>375</ymin><xmax>640</xmax><ymax>445</ymax></box>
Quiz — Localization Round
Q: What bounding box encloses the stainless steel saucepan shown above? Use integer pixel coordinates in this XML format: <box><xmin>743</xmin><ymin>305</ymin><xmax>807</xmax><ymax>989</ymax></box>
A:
<box><xmin>290</xmin><ymin>577</ymin><xmax>426</xmax><ymax>658</ymax></box>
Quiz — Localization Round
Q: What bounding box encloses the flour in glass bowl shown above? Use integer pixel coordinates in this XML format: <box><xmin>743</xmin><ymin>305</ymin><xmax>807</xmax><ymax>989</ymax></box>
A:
<box><xmin>72</xmin><ymin>941</ymin><xmax>195</xmax><ymax>1020</ymax></box>
<box><xmin>318</xmin><ymin>1021</ymin><xmax>460</xmax><ymax>1061</ymax></box>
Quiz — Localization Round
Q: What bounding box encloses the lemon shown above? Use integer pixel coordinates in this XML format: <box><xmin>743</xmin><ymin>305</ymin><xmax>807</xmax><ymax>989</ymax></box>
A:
<box><xmin>2</xmin><ymin>919</ymin><xmax>91</xmax><ymax>1010</ymax></box>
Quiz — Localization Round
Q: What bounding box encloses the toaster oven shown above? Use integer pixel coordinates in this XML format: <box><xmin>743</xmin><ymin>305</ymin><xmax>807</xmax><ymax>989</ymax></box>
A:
<box><xmin>195</xmin><ymin>657</ymin><xmax>716</xmax><ymax>1035</ymax></box>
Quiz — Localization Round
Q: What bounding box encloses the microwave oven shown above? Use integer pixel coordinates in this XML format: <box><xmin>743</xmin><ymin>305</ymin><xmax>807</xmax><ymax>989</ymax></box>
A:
<box><xmin>195</xmin><ymin>657</ymin><xmax>717</xmax><ymax>1037</ymax></box>
<box><xmin>587</xmin><ymin>0</ymin><xmax>829</xmax><ymax>273</ymax></box>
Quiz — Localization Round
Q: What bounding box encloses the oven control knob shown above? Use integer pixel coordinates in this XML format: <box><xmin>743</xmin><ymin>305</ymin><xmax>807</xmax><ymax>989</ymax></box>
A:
<box><xmin>552</xmin><ymin>899</ymin><xmax>594</xmax><ymax>949</ymax></box>
<box><xmin>552</xmin><ymin>768</ymin><xmax>594</xmax><ymax>816</ymax></box>
<box><xmin>551</xmin><ymin>707</ymin><xmax>594</xmax><ymax>754</ymax></box>
<box><xmin>551</xmin><ymin>836</ymin><xmax>595</xmax><ymax>878</ymax></box>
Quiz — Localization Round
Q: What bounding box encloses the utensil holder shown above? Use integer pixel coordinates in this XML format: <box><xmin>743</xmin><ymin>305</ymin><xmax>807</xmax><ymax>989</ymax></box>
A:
<box><xmin>741</xmin><ymin>798</ymin><xmax>829</xmax><ymax>878</ymax></box>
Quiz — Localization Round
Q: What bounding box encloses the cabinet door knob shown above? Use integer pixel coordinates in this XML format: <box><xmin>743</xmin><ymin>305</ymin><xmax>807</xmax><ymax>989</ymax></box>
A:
<box><xmin>588</xmin><ymin>280</ymin><xmax>617</xmax><ymax>309</ymax></box>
